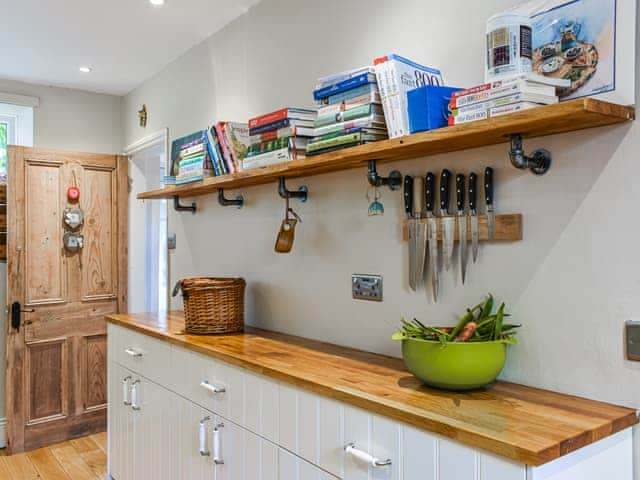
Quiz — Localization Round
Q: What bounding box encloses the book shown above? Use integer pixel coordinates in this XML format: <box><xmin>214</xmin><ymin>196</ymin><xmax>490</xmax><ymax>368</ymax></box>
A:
<box><xmin>450</xmin><ymin>80</ymin><xmax>556</xmax><ymax>108</ymax></box>
<box><xmin>490</xmin><ymin>101</ymin><xmax>541</xmax><ymax>117</ymax></box>
<box><xmin>315</xmin><ymin>66</ymin><xmax>376</xmax><ymax>89</ymax></box>
<box><xmin>247</xmin><ymin>137</ymin><xmax>290</xmax><ymax>157</ymax></box>
<box><xmin>214</xmin><ymin>122</ymin><xmax>234</xmax><ymax>174</ymax></box>
<box><xmin>306</xmin><ymin>142</ymin><xmax>361</xmax><ymax>156</ymax></box>
<box><xmin>180</xmin><ymin>142</ymin><xmax>205</xmax><ymax>158</ymax></box>
<box><xmin>205</xmin><ymin>128</ymin><xmax>223</xmax><ymax>176</ymax></box>
<box><xmin>313</xmin><ymin>73</ymin><xmax>377</xmax><ymax>101</ymax></box>
<box><xmin>374</xmin><ymin>54</ymin><xmax>444</xmax><ymax>138</ymax></box>
<box><xmin>248</xmin><ymin>107</ymin><xmax>316</xmax><ymax>129</ymax></box>
<box><xmin>241</xmin><ymin>147</ymin><xmax>297</xmax><ymax>170</ymax></box>
<box><xmin>249</xmin><ymin>126</ymin><xmax>297</xmax><ymax>143</ymax></box>
<box><xmin>451</xmin><ymin>92</ymin><xmax>558</xmax><ymax>116</ymax></box>
<box><xmin>249</xmin><ymin>118</ymin><xmax>315</xmax><ymax>136</ymax></box>
<box><xmin>176</xmin><ymin>172</ymin><xmax>208</xmax><ymax>185</ymax></box>
<box><xmin>223</xmin><ymin>122</ymin><xmax>251</xmax><ymax>171</ymax></box>
<box><xmin>316</xmin><ymin>92</ymin><xmax>381</xmax><ymax>118</ymax></box>
<box><xmin>170</xmin><ymin>131</ymin><xmax>207</xmax><ymax>177</ymax></box>
<box><xmin>312</xmin><ymin>113</ymin><xmax>387</xmax><ymax>137</ymax></box>
<box><xmin>314</xmin><ymin>104</ymin><xmax>383</xmax><ymax>128</ymax></box>
<box><xmin>309</xmin><ymin>127</ymin><xmax>386</xmax><ymax>144</ymax></box>
<box><xmin>306</xmin><ymin>132</ymin><xmax>362</xmax><ymax>153</ymax></box>
<box><xmin>162</xmin><ymin>175</ymin><xmax>176</xmax><ymax>185</ymax></box>
<box><xmin>448</xmin><ymin>109</ymin><xmax>489</xmax><ymax>126</ymax></box>
<box><xmin>316</xmin><ymin>83</ymin><xmax>379</xmax><ymax>106</ymax></box>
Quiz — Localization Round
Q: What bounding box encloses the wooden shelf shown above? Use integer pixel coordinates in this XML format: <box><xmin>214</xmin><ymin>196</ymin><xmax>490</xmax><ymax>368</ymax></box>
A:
<box><xmin>138</xmin><ymin>98</ymin><xmax>634</xmax><ymax>200</ymax></box>
<box><xmin>401</xmin><ymin>214</ymin><xmax>522</xmax><ymax>242</ymax></box>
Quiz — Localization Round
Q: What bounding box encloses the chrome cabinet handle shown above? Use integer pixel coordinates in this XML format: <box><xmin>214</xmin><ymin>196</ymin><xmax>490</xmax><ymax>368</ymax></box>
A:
<box><xmin>200</xmin><ymin>380</ymin><xmax>226</xmax><ymax>395</ymax></box>
<box><xmin>124</xmin><ymin>347</ymin><xmax>143</xmax><ymax>357</ymax></box>
<box><xmin>213</xmin><ymin>423</ymin><xmax>225</xmax><ymax>465</ymax></box>
<box><xmin>130</xmin><ymin>380</ymin><xmax>141</xmax><ymax>410</ymax></box>
<box><xmin>345</xmin><ymin>443</ymin><xmax>392</xmax><ymax>468</ymax></box>
<box><xmin>122</xmin><ymin>376</ymin><xmax>132</xmax><ymax>406</ymax></box>
<box><xmin>199</xmin><ymin>416</ymin><xmax>211</xmax><ymax>456</ymax></box>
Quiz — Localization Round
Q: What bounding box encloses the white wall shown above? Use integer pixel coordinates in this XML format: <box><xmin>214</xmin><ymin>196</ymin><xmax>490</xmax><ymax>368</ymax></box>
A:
<box><xmin>0</xmin><ymin>79</ymin><xmax>122</xmax><ymax>438</ymax></box>
<box><xmin>122</xmin><ymin>0</ymin><xmax>640</xmax><ymax>418</ymax></box>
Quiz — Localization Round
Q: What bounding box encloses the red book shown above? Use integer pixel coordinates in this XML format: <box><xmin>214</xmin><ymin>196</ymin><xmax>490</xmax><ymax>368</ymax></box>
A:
<box><xmin>248</xmin><ymin>108</ymin><xmax>289</xmax><ymax>129</ymax></box>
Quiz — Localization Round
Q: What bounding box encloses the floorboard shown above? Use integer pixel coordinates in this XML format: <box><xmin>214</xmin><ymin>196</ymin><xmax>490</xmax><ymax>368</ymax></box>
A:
<box><xmin>0</xmin><ymin>432</ymin><xmax>107</xmax><ymax>480</ymax></box>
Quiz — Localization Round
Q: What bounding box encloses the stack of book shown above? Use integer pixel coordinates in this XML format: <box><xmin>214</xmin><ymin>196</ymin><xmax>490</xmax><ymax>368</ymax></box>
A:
<box><xmin>207</xmin><ymin>122</ymin><xmax>251</xmax><ymax>175</ymax></box>
<box><xmin>307</xmin><ymin>66</ymin><xmax>388</xmax><ymax>156</ymax></box>
<box><xmin>244</xmin><ymin>108</ymin><xmax>316</xmax><ymax>170</ymax></box>
<box><xmin>448</xmin><ymin>74</ymin><xmax>564</xmax><ymax>126</ymax></box>
<box><xmin>174</xmin><ymin>132</ymin><xmax>214</xmax><ymax>185</ymax></box>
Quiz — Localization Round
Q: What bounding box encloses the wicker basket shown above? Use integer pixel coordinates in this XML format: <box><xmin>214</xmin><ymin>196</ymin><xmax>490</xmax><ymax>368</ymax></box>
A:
<box><xmin>173</xmin><ymin>277</ymin><xmax>246</xmax><ymax>334</ymax></box>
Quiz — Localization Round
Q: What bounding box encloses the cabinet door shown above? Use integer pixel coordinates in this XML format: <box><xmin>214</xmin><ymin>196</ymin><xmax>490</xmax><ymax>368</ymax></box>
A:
<box><xmin>130</xmin><ymin>378</ymin><xmax>173</xmax><ymax>480</ymax></box>
<box><xmin>279</xmin><ymin>448</ymin><xmax>339</xmax><ymax>480</ymax></box>
<box><xmin>108</xmin><ymin>362</ymin><xmax>133</xmax><ymax>480</ymax></box>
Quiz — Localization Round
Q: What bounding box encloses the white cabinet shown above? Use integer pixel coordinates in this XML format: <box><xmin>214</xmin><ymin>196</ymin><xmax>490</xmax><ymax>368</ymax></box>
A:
<box><xmin>279</xmin><ymin>448</ymin><xmax>339</xmax><ymax>480</ymax></box>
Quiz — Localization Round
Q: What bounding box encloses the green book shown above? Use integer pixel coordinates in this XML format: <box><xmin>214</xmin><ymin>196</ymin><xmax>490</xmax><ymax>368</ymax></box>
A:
<box><xmin>247</xmin><ymin>137</ymin><xmax>291</xmax><ymax>157</ymax></box>
<box><xmin>306</xmin><ymin>132</ymin><xmax>362</xmax><ymax>153</ymax></box>
<box><xmin>314</xmin><ymin>104</ymin><xmax>376</xmax><ymax>128</ymax></box>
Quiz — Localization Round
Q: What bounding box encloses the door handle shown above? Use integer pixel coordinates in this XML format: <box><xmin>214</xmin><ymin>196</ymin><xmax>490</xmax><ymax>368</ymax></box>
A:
<box><xmin>122</xmin><ymin>376</ymin><xmax>132</xmax><ymax>406</ymax></box>
<box><xmin>345</xmin><ymin>443</ymin><xmax>392</xmax><ymax>468</ymax></box>
<box><xmin>10</xmin><ymin>302</ymin><xmax>35</xmax><ymax>332</ymax></box>
<box><xmin>124</xmin><ymin>347</ymin><xmax>143</xmax><ymax>357</ymax></box>
<box><xmin>213</xmin><ymin>423</ymin><xmax>225</xmax><ymax>465</ymax></box>
<box><xmin>130</xmin><ymin>380</ymin><xmax>141</xmax><ymax>410</ymax></box>
<box><xmin>199</xmin><ymin>416</ymin><xmax>211</xmax><ymax>456</ymax></box>
<box><xmin>200</xmin><ymin>380</ymin><xmax>226</xmax><ymax>395</ymax></box>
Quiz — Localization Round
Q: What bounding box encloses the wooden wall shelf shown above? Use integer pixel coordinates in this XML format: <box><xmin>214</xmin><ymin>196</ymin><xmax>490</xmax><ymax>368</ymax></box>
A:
<box><xmin>137</xmin><ymin>98</ymin><xmax>634</xmax><ymax>201</ymax></box>
<box><xmin>401</xmin><ymin>214</ymin><xmax>522</xmax><ymax>242</ymax></box>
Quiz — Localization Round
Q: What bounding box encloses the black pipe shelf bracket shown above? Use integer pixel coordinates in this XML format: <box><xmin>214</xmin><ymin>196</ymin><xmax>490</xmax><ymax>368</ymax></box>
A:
<box><xmin>217</xmin><ymin>188</ymin><xmax>244</xmax><ymax>209</ymax></box>
<box><xmin>278</xmin><ymin>176</ymin><xmax>308</xmax><ymax>202</ymax></box>
<box><xmin>508</xmin><ymin>134</ymin><xmax>552</xmax><ymax>175</ymax></box>
<box><xmin>367</xmin><ymin>160</ymin><xmax>402</xmax><ymax>190</ymax></box>
<box><xmin>173</xmin><ymin>196</ymin><xmax>197</xmax><ymax>214</ymax></box>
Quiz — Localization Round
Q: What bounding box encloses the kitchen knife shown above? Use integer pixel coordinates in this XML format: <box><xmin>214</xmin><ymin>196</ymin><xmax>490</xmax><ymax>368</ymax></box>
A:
<box><xmin>485</xmin><ymin>167</ymin><xmax>495</xmax><ymax>240</ymax></box>
<box><xmin>413</xmin><ymin>175</ymin><xmax>427</xmax><ymax>291</ymax></box>
<box><xmin>404</xmin><ymin>175</ymin><xmax>417</xmax><ymax>291</ymax></box>
<box><xmin>469</xmin><ymin>172</ymin><xmax>479</xmax><ymax>263</ymax></box>
<box><xmin>456</xmin><ymin>174</ymin><xmax>468</xmax><ymax>285</ymax></box>
<box><xmin>440</xmin><ymin>169</ymin><xmax>455</xmax><ymax>272</ymax></box>
<box><xmin>425</xmin><ymin>172</ymin><xmax>439</xmax><ymax>302</ymax></box>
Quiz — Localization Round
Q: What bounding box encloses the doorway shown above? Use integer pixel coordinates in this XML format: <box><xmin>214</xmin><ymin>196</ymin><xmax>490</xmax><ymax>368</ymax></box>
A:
<box><xmin>124</xmin><ymin>129</ymin><xmax>169</xmax><ymax>314</ymax></box>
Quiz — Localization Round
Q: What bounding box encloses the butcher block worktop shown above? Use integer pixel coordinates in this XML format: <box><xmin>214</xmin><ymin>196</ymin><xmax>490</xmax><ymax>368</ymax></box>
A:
<box><xmin>106</xmin><ymin>312</ymin><xmax>638</xmax><ymax>466</ymax></box>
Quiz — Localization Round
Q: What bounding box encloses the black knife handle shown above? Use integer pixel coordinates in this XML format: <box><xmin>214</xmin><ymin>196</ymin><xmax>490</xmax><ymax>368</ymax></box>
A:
<box><xmin>425</xmin><ymin>172</ymin><xmax>435</xmax><ymax>213</ymax></box>
<box><xmin>440</xmin><ymin>169</ymin><xmax>451</xmax><ymax>213</ymax></box>
<box><xmin>404</xmin><ymin>175</ymin><xmax>414</xmax><ymax>217</ymax></box>
<box><xmin>469</xmin><ymin>173</ymin><xmax>477</xmax><ymax>211</ymax></box>
<box><xmin>484</xmin><ymin>167</ymin><xmax>494</xmax><ymax>207</ymax></box>
<box><xmin>456</xmin><ymin>174</ymin><xmax>465</xmax><ymax>212</ymax></box>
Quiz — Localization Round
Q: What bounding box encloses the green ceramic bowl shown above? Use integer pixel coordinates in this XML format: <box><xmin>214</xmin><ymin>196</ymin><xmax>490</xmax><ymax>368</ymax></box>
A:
<box><xmin>401</xmin><ymin>338</ymin><xmax>507</xmax><ymax>390</ymax></box>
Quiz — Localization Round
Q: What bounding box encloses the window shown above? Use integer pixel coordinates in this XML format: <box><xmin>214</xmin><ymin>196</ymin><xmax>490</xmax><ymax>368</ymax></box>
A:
<box><xmin>0</xmin><ymin>101</ymin><xmax>35</xmax><ymax>183</ymax></box>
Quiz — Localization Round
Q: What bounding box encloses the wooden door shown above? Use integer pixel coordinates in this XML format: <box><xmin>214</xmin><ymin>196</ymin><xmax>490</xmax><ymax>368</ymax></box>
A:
<box><xmin>6</xmin><ymin>146</ymin><xmax>128</xmax><ymax>453</ymax></box>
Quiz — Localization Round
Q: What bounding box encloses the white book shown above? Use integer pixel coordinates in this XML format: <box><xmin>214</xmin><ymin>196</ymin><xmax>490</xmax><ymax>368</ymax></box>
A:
<box><xmin>241</xmin><ymin>147</ymin><xmax>292</xmax><ymax>170</ymax></box>
<box><xmin>490</xmin><ymin>102</ymin><xmax>541</xmax><ymax>117</ymax></box>
<box><xmin>452</xmin><ymin>81</ymin><xmax>556</xmax><ymax>108</ymax></box>
<box><xmin>453</xmin><ymin>92</ymin><xmax>557</xmax><ymax>115</ymax></box>
<box><xmin>312</xmin><ymin>114</ymin><xmax>387</xmax><ymax>137</ymax></box>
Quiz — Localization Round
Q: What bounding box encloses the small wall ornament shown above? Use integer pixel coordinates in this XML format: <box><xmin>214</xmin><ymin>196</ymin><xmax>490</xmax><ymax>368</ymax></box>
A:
<box><xmin>138</xmin><ymin>104</ymin><xmax>148</xmax><ymax>128</ymax></box>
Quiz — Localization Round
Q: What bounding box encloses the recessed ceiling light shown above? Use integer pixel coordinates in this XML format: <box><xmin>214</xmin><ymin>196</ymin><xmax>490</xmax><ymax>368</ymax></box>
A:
<box><xmin>149</xmin><ymin>0</ymin><xmax>165</xmax><ymax>5</ymax></box>
<box><xmin>79</xmin><ymin>66</ymin><xmax>93</xmax><ymax>73</ymax></box>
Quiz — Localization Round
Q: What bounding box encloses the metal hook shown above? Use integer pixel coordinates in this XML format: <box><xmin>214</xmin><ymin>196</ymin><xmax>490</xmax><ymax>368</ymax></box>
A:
<box><xmin>217</xmin><ymin>189</ymin><xmax>244</xmax><ymax>209</ymax></box>
<box><xmin>173</xmin><ymin>196</ymin><xmax>197</xmax><ymax>214</ymax></box>
<box><xmin>367</xmin><ymin>160</ymin><xmax>402</xmax><ymax>190</ymax></box>
<box><xmin>277</xmin><ymin>176</ymin><xmax>307</xmax><ymax>202</ymax></box>
<box><xmin>508</xmin><ymin>134</ymin><xmax>552</xmax><ymax>175</ymax></box>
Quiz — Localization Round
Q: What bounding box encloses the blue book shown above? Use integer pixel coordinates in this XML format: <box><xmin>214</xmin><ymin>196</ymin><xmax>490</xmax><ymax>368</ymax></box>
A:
<box><xmin>249</xmin><ymin>118</ymin><xmax>290</xmax><ymax>136</ymax></box>
<box><xmin>316</xmin><ymin>84</ymin><xmax>379</xmax><ymax>106</ymax></box>
<box><xmin>205</xmin><ymin>128</ymin><xmax>221</xmax><ymax>176</ymax></box>
<box><xmin>313</xmin><ymin>73</ymin><xmax>377</xmax><ymax>101</ymax></box>
<box><xmin>408</xmin><ymin>85</ymin><xmax>463</xmax><ymax>133</ymax></box>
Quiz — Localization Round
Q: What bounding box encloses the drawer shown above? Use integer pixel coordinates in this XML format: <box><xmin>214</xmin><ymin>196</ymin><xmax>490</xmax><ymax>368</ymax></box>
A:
<box><xmin>109</xmin><ymin>325</ymin><xmax>171</xmax><ymax>384</ymax></box>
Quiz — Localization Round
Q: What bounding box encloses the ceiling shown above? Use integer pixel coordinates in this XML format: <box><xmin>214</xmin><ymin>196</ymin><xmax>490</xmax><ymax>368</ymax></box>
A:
<box><xmin>0</xmin><ymin>0</ymin><xmax>259</xmax><ymax>96</ymax></box>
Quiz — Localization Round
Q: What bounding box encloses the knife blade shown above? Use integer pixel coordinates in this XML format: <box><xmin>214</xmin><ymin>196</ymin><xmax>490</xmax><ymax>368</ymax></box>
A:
<box><xmin>456</xmin><ymin>173</ymin><xmax>468</xmax><ymax>285</ymax></box>
<box><xmin>485</xmin><ymin>167</ymin><xmax>495</xmax><ymax>240</ymax></box>
<box><xmin>404</xmin><ymin>175</ymin><xmax>417</xmax><ymax>291</ymax></box>
<box><xmin>469</xmin><ymin>172</ymin><xmax>479</xmax><ymax>263</ymax></box>
<box><xmin>413</xmin><ymin>175</ymin><xmax>427</xmax><ymax>290</ymax></box>
<box><xmin>425</xmin><ymin>172</ymin><xmax>439</xmax><ymax>302</ymax></box>
<box><xmin>440</xmin><ymin>169</ymin><xmax>455</xmax><ymax>271</ymax></box>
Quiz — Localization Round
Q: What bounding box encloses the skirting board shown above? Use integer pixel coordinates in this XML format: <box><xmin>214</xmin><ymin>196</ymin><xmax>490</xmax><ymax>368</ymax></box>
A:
<box><xmin>0</xmin><ymin>417</ymin><xmax>6</xmax><ymax>448</ymax></box>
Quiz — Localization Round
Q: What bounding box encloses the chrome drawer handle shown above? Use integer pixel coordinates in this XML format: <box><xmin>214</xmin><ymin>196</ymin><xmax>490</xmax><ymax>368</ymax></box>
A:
<box><xmin>213</xmin><ymin>423</ymin><xmax>225</xmax><ymax>465</ymax></box>
<box><xmin>122</xmin><ymin>376</ymin><xmax>132</xmax><ymax>406</ymax></box>
<box><xmin>130</xmin><ymin>380</ymin><xmax>141</xmax><ymax>410</ymax></box>
<box><xmin>345</xmin><ymin>443</ymin><xmax>392</xmax><ymax>468</ymax></box>
<box><xmin>199</xmin><ymin>416</ymin><xmax>211</xmax><ymax>456</ymax></box>
<box><xmin>125</xmin><ymin>347</ymin><xmax>143</xmax><ymax>357</ymax></box>
<box><xmin>200</xmin><ymin>380</ymin><xmax>226</xmax><ymax>394</ymax></box>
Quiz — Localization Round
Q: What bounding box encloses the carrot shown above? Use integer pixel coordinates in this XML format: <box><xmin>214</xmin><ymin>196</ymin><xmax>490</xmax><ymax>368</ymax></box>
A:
<box><xmin>455</xmin><ymin>321</ymin><xmax>478</xmax><ymax>342</ymax></box>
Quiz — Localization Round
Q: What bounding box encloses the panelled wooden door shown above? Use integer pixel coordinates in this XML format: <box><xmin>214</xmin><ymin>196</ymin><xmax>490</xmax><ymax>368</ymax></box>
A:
<box><xmin>6</xmin><ymin>146</ymin><xmax>128</xmax><ymax>454</ymax></box>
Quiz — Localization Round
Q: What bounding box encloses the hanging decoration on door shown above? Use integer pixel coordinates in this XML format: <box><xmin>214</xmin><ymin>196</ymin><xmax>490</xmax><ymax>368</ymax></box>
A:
<box><xmin>63</xmin><ymin>207</ymin><xmax>84</xmax><ymax>229</ymax></box>
<box><xmin>63</xmin><ymin>231</ymin><xmax>84</xmax><ymax>253</ymax></box>
<box><xmin>63</xmin><ymin>170</ymin><xmax>84</xmax><ymax>253</ymax></box>
<box><xmin>67</xmin><ymin>171</ymin><xmax>80</xmax><ymax>202</ymax></box>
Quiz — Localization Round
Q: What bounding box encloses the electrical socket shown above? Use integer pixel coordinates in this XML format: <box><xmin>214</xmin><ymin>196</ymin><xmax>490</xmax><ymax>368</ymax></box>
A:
<box><xmin>352</xmin><ymin>274</ymin><xmax>383</xmax><ymax>302</ymax></box>
<box><xmin>625</xmin><ymin>320</ymin><xmax>640</xmax><ymax>361</ymax></box>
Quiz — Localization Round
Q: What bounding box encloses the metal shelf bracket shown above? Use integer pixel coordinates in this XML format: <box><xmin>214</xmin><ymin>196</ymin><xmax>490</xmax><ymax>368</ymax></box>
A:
<box><xmin>217</xmin><ymin>189</ymin><xmax>244</xmax><ymax>209</ymax></box>
<box><xmin>508</xmin><ymin>134</ymin><xmax>552</xmax><ymax>175</ymax></box>
<box><xmin>277</xmin><ymin>176</ymin><xmax>307</xmax><ymax>202</ymax></box>
<box><xmin>367</xmin><ymin>160</ymin><xmax>402</xmax><ymax>190</ymax></box>
<box><xmin>173</xmin><ymin>196</ymin><xmax>197</xmax><ymax>214</ymax></box>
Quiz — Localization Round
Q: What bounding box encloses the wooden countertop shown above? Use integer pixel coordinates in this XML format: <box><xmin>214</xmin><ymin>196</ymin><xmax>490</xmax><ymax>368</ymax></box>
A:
<box><xmin>107</xmin><ymin>312</ymin><xmax>638</xmax><ymax>466</ymax></box>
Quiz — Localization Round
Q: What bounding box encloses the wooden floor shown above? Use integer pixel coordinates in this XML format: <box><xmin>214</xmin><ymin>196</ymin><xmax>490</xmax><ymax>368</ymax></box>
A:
<box><xmin>0</xmin><ymin>432</ymin><xmax>107</xmax><ymax>479</ymax></box>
